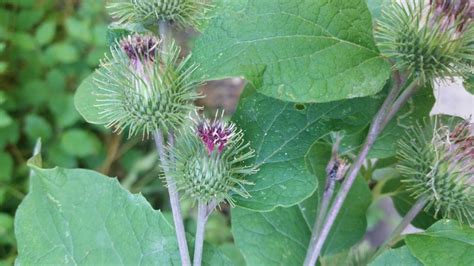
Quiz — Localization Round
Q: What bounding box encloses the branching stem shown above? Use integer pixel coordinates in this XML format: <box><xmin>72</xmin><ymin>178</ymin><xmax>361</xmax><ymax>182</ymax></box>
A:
<box><xmin>303</xmin><ymin>76</ymin><xmax>421</xmax><ymax>265</ymax></box>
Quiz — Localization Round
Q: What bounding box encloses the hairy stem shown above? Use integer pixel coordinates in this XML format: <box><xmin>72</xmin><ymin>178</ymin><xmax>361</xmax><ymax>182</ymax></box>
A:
<box><xmin>154</xmin><ymin>132</ymin><xmax>191</xmax><ymax>266</ymax></box>
<box><xmin>304</xmin><ymin>77</ymin><xmax>420</xmax><ymax>265</ymax></box>
<box><xmin>193</xmin><ymin>201</ymin><xmax>210</xmax><ymax>266</ymax></box>
<box><xmin>372</xmin><ymin>196</ymin><xmax>427</xmax><ymax>260</ymax></box>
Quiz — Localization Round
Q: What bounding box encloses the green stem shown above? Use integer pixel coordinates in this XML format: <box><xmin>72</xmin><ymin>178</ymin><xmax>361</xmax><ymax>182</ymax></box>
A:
<box><xmin>193</xmin><ymin>201</ymin><xmax>209</xmax><ymax>266</ymax></box>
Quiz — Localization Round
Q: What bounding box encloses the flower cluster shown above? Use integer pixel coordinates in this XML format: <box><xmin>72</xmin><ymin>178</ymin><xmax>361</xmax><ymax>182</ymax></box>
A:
<box><xmin>169</xmin><ymin>112</ymin><xmax>258</xmax><ymax>204</ymax></box>
<box><xmin>398</xmin><ymin>118</ymin><xmax>474</xmax><ymax>224</ymax></box>
<box><xmin>94</xmin><ymin>34</ymin><xmax>200</xmax><ymax>137</ymax></box>
<box><xmin>376</xmin><ymin>0</ymin><xmax>473</xmax><ymax>84</ymax></box>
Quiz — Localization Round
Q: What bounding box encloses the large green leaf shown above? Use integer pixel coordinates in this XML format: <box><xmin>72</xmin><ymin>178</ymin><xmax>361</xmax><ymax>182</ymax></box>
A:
<box><xmin>231</xmin><ymin>206</ymin><xmax>311</xmax><ymax>265</ymax></box>
<box><xmin>406</xmin><ymin>220</ymin><xmax>474</xmax><ymax>266</ymax></box>
<box><xmin>15</xmin><ymin>165</ymin><xmax>231</xmax><ymax>265</ymax></box>
<box><xmin>231</xmin><ymin>143</ymin><xmax>371</xmax><ymax>265</ymax></box>
<box><xmin>190</xmin><ymin>0</ymin><xmax>391</xmax><ymax>103</ymax></box>
<box><xmin>232</xmin><ymin>87</ymin><xmax>378</xmax><ymax>211</ymax></box>
<box><xmin>370</xmin><ymin>246</ymin><xmax>422</xmax><ymax>266</ymax></box>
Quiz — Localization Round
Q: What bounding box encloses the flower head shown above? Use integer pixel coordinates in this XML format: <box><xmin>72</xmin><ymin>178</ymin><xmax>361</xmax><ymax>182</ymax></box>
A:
<box><xmin>376</xmin><ymin>0</ymin><xmax>474</xmax><ymax>84</ymax></box>
<box><xmin>195</xmin><ymin>112</ymin><xmax>236</xmax><ymax>154</ymax></box>
<box><xmin>94</xmin><ymin>34</ymin><xmax>200</xmax><ymax>137</ymax></box>
<box><xmin>168</xmin><ymin>111</ymin><xmax>258</xmax><ymax>205</ymax></box>
<box><xmin>398</xmin><ymin>117</ymin><xmax>474</xmax><ymax>224</ymax></box>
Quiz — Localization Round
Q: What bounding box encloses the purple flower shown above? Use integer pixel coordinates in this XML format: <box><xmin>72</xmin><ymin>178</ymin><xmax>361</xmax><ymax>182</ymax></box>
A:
<box><xmin>120</xmin><ymin>34</ymin><xmax>159</xmax><ymax>69</ymax></box>
<box><xmin>195</xmin><ymin>115</ymin><xmax>236</xmax><ymax>155</ymax></box>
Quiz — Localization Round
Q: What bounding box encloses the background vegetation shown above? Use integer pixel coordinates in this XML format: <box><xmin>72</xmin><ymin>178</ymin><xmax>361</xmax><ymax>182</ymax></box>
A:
<box><xmin>0</xmin><ymin>1</ymin><xmax>240</xmax><ymax>264</ymax></box>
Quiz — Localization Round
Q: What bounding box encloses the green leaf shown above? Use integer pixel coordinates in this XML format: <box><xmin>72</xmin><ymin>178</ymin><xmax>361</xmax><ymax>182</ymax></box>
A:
<box><xmin>190</xmin><ymin>0</ymin><xmax>391</xmax><ymax>103</ymax></box>
<box><xmin>232</xmin><ymin>86</ymin><xmax>378</xmax><ymax>211</ymax></box>
<box><xmin>60</xmin><ymin>129</ymin><xmax>101</xmax><ymax>157</ymax></box>
<box><xmin>35</xmin><ymin>20</ymin><xmax>56</xmax><ymax>45</ymax></box>
<box><xmin>0</xmin><ymin>213</ymin><xmax>14</xmax><ymax>246</ymax></box>
<box><xmin>219</xmin><ymin>244</ymin><xmax>246</xmax><ymax>266</ymax></box>
<box><xmin>0</xmin><ymin>152</ymin><xmax>13</xmax><ymax>182</ymax></box>
<box><xmin>46</xmin><ymin>144</ymin><xmax>78</xmax><ymax>169</ymax></box>
<box><xmin>231</xmin><ymin>206</ymin><xmax>311</xmax><ymax>265</ymax></box>
<box><xmin>74</xmin><ymin>71</ymin><xmax>108</xmax><ymax>125</ymax></box>
<box><xmin>17</xmin><ymin>9</ymin><xmax>44</xmax><ymax>31</ymax></box>
<box><xmin>24</xmin><ymin>114</ymin><xmax>53</xmax><ymax>142</ymax></box>
<box><xmin>370</xmin><ymin>246</ymin><xmax>422</xmax><ymax>266</ymax></box>
<box><xmin>65</xmin><ymin>17</ymin><xmax>92</xmax><ymax>43</ymax></box>
<box><xmin>10</xmin><ymin>33</ymin><xmax>37</xmax><ymax>51</ymax></box>
<box><xmin>15</xmin><ymin>165</ymin><xmax>232</xmax><ymax>265</ymax></box>
<box><xmin>231</xmin><ymin>142</ymin><xmax>372</xmax><ymax>265</ymax></box>
<box><xmin>46</xmin><ymin>42</ymin><xmax>79</xmax><ymax>64</ymax></box>
<box><xmin>48</xmin><ymin>93</ymin><xmax>81</xmax><ymax>128</ymax></box>
<box><xmin>0</xmin><ymin>121</ymin><xmax>20</xmax><ymax>149</ymax></box>
<box><xmin>0</xmin><ymin>109</ymin><xmax>12</xmax><ymax>128</ymax></box>
<box><xmin>0</xmin><ymin>62</ymin><xmax>7</xmax><ymax>74</ymax></box>
<box><xmin>0</xmin><ymin>91</ymin><xmax>6</xmax><ymax>105</ymax></box>
<box><xmin>406</xmin><ymin>220</ymin><xmax>474</xmax><ymax>265</ymax></box>
<box><xmin>92</xmin><ymin>24</ymin><xmax>108</xmax><ymax>46</ymax></box>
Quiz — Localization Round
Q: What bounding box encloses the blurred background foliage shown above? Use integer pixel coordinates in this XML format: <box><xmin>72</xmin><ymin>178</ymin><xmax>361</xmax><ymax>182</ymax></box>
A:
<box><xmin>0</xmin><ymin>0</ymin><xmax>239</xmax><ymax>264</ymax></box>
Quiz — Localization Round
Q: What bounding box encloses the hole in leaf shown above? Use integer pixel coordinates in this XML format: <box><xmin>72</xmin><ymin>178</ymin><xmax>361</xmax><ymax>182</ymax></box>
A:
<box><xmin>294</xmin><ymin>103</ymin><xmax>306</xmax><ymax>111</ymax></box>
